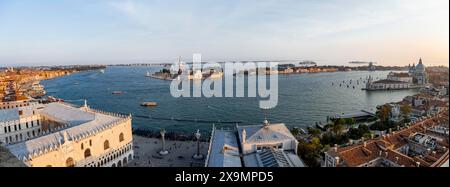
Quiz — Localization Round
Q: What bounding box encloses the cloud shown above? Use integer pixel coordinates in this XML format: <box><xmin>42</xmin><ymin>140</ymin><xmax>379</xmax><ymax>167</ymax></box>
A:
<box><xmin>109</xmin><ymin>0</ymin><xmax>138</xmax><ymax>16</ymax></box>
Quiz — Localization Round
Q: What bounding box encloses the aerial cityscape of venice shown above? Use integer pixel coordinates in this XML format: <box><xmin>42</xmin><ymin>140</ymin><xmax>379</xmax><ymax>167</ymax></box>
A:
<box><xmin>0</xmin><ymin>0</ymin><xmax>449</xmax><ymax>170</ymax></box>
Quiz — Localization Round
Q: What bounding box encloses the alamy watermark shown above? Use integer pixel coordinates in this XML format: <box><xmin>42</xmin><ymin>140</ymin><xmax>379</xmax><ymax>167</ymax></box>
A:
<box><xmin>169</xmin><ymin>54</ymin><xmax>279</xmax><ymax>109</ymax></box>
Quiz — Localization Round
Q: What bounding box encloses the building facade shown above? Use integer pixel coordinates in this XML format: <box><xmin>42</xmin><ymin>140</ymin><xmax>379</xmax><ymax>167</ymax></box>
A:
<box><xmin>365</xmin><ymin>58</ymin><xmax>428</xmax><ymax>91</ymax></box>
<box><xmin>387</xmin><ymin>72</ymin><xmax>413</xmax><ymax>83</ymax></box>
<box><xmin>205</xmin><ymin>119</ymin><xmax>305</xmax><ymax>167</ymax></box>
<box><xmin>323</xmin><ymin>110</ymin><xmax>449</xmax><ymax>167</ymax></box>
<box><xmin>366</xmin><ymin>77</ymin><xmax>410</xmax><ymax>91</ymax></box>
<box><xmin>409</xmin><ymin>58</ymin><xmax>427</xmax><ymax>85</ymax></box>
<box><xmin>0</xmin><ymin>101</ymin><xmax>134</xmax><ymax>167</ymax></box>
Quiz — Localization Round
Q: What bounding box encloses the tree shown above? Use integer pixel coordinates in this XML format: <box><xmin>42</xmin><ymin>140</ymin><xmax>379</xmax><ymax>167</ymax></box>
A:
<box><xmin>297</xmin><ymin>138</ymin><xmax>323</xmax><ymax>167</ymax></box>
<box><xmin>291</xmin><ymin>128</ymin><xmax>300</xmax><ymax>136</ymax></box>
<box><xmin>332</xmin><ymin>124</ymin><xmax>345</xmax><ymax>136</ymax></box>
<box><xmin>334</xmin><ymin>118</ymin><xmax>346</xmax><ymax>125</ymax></box>
<box><xmin>347</xmin><ymin>125</ymin><xmax>370</xmax><ymax>140</ymax></box>
<box><xmin>400</xmin><ymin>104</ymin><xmax>412</xmax><ymax>122</ymax></box>
<box><xmin>320</xmin><ymin>131</ymin><xmax>349</xmax><ymax>146</ymax></box>
<box><xmin>307</xmin><ymin>127</ymin><xmax>321</xmax><ymax>137</ymax></box>
<box><xmin>377</xmin><ymin>104</ymin><xmax>392</xmax><ymax>122</ymax></box>
<box><xmin>345</xmin><ymin>118</ymin><xmax>356</xmax><ymax>125</ymax></box>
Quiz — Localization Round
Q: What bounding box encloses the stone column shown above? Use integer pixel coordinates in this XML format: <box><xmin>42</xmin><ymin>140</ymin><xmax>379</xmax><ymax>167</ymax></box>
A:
<box><xmin>193</xmin><ymin>129</ymin><xmax>204</xmax><ymax>160</ymax></box>
<box><xmin>159</xmin><ymin>129</ymin><xmax>168</xmax><ymax>155</ymax></box>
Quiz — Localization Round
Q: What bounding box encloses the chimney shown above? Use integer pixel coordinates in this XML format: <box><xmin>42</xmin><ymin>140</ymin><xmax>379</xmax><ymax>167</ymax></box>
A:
<box><xmin>335</xmin><ymin>157</ymin><xmax>340</xmax><ymax>166</ymax></box>
<box><xmin>379</xmin><ymin>151</ymin><xmax>383</xmax><ymax>156</ymax></box>
<box><xmin>416</xmin><ymin>162</ymin><xmax>420</xmax><ymax>167</ymax></box>
<box><xmin>242</xmin><ymin>129</ymin><xmax>246</xmax><ymax>144</ymax></box>
<box><xmin>363</xmin><ymin>141</ymin><xmax>367</xmax><ymax>148</ymax></box>
<box><xmin>395</xmin><ymin>157</ymin><xmax>399</xmax><ymax>163</ymax></box>
<box><xmin>432</xmin><ymin>151</ymin><xmax>436</xmax><ymax>156</ymax></box>
<box><xmin>385</xmin><ymin>152</ymin><xmax>389</xmax><ymax>158</ymax></box>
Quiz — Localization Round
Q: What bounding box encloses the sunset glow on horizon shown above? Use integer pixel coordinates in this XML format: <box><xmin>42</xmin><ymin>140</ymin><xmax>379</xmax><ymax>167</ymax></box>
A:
<box><xmin>0</xmin><ymin>0</ymin><xmax>448</xmax><ymax>66</ymax></box>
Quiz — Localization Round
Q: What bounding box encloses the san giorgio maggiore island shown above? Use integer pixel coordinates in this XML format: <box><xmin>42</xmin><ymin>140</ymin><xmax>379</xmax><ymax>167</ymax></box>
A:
<box><xmin>0</xmin><ymin>59</ymin><xmax>449</xmax><ymax>167</ymax></box>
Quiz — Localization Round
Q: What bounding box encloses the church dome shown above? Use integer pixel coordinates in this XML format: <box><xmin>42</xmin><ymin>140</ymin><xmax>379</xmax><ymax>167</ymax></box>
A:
<box><xmin>415</xmin><ymin>58</ymin><xmax>425</xmax><ymax>73</ymax></box>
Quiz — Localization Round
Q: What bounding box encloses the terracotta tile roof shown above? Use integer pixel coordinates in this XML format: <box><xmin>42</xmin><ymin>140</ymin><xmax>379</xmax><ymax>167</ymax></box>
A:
<box><xmin>414</xmin><ymin>93</ymin><xmax>435</xmax><ymax>99</ymax></box>
<box><xmin>330</xmin><ymin>110</ymin><xmax>449</xmax><ymax>167</ymax></box>
<box><xmin>393</xmin><ymin>73</ymin><xmax>412</xmax><ymax>78</ymax></box>
<box><xmin>337</xmin><ymin>140</ymin><xmax>383</xmax><ymax>167</ymax></box>
<box><xmin>413</xmin><ymin>156</ymin><xmax>432</xmax><ymax>167</ymax></box>
<box><xmin>386</xmin><ymin>149</ymin><xmax>417</xmax><ymax>167</ymax></box>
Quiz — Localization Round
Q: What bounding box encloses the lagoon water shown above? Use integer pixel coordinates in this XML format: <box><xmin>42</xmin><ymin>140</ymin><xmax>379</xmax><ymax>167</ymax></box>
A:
<box><xmin>42</xmin><ymin>66</ymin><xmax>418</xmax><ymax>134</ymax></box>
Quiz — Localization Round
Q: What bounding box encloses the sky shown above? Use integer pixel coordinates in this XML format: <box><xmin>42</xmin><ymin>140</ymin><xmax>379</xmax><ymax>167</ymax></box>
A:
<box><xmin>0</xmin><ymin>0</ymin><xmax>448</xmax><ymax>66</ymax></box>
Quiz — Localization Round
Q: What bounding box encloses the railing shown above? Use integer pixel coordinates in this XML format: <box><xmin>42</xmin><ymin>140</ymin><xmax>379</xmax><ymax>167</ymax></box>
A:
<box><xmin>18</xmin><ymin>117</ymin><xmax>130</xmax><ymax>161</ymax></box>
<box><xmin>76</xmin><ymin>142</ymin><xmax>133</xmax><ymax>167</ymax></box>
<box><xmin>204</xmin><ymin>125</ymin><xmax>215</xmax><ymax>167</ymax></box>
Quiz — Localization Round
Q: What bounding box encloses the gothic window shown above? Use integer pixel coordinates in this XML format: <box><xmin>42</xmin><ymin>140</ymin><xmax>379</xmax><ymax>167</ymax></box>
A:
<box><xmin>66</xmin><ymin>158</ymin><xmax>75</xmax><ymax>167</ymax></box>
<box><xmin>84</xmin><ymin>149</ymin><xmax>91</xmax><ymax>158</ymax></box>
<box><xmin>119</xmin><ymin>133</ymin><xmax>124</xmax><ymax>142</ymax></box>
<box><xmin>104</xmin><ymin>140</ymin><xmax>110</xmax><ymax>150</ymax></box>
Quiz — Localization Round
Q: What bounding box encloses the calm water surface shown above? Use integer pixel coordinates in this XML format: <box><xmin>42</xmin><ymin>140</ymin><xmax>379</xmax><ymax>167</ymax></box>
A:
<box><xmin>42</xmin><ymin>66</ymin><xmax>418</xmax><ymax>133</ymax></box>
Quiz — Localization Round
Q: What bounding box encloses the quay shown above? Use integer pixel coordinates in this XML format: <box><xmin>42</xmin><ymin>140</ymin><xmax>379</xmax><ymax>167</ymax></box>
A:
<box><xmin>133</xmin><ymin>115</ymin><xmax>242</xmax><ymax>124</ymax></box>
<box><xmin>332</xmin><ymin>110</ymin><xmax>376</xmax><ymax>121</ymax></box>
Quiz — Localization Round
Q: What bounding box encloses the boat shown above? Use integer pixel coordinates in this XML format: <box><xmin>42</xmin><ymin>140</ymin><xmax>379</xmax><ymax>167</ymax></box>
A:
<box><xmin>100</xmin><ymin>69</ymin><xmax>105</xmax><ymax>73</ymax></box>
<box><xmin>141</xmin><ymin>102</ymin><xmax>158</xmax><ymax>107</ymax></box>
<box><xmin>112</xmin><ymin>91</ymin><xmax>124</xmax><ymax>95</ymax></box>
<box><xmin>145</xmin><ymin>71</ymin><xmax>152</xmax><ymax>77</ymax></box>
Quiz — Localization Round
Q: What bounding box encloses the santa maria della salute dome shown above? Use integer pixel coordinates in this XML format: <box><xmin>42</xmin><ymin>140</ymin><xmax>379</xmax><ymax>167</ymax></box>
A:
<box><xmin>408</xmin><ymin>58</ymin><xmax>427</xmax><ymax>85</ymax></box>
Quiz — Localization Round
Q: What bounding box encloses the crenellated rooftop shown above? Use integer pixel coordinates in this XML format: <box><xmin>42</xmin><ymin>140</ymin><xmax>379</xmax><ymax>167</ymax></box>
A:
<box><xmin>5</xmin><ymin>102</ymin><xmax>131</xmax><ymax>161</ymax></box>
